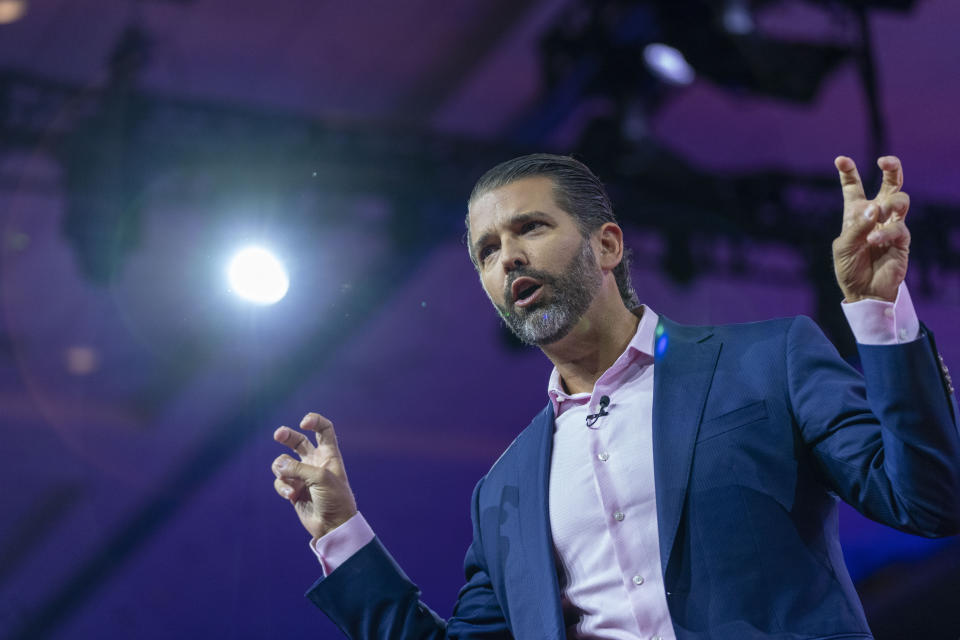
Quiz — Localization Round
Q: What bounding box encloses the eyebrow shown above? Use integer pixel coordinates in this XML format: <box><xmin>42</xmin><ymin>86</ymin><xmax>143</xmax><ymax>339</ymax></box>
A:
<box><xmin>472</xmin><ymin>211</ymin><xmax>553</xmax><ymax>259</ymax></box>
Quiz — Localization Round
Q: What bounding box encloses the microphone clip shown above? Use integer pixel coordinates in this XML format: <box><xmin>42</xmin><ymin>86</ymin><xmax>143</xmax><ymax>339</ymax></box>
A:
<box><xmin>585</xmin><ymin>395</ymin><xmax>611</xmax><ymax>427</ymax></box>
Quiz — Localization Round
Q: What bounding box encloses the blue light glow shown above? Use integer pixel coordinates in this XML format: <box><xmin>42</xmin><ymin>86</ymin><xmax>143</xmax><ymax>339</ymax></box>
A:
<box><xmin>643</xmin><ymin>43</ymin><xmax>695</xmax><ymax>86</ymax></box>
<box><xmin>656</xmin><ymin>334</ymin><xmax>669</xmax><ymax>358</ymax></box>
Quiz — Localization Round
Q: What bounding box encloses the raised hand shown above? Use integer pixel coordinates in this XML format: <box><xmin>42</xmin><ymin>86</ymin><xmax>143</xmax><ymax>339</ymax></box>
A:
<box><xmin>832</xmin><ymin>155</ymin><xmax>911</xmax><ymax>303</ymax></box>
<box><xmin>272</xmin><ymin>413</ymin><xmax>358</xmax><ymax>540</ymax></box>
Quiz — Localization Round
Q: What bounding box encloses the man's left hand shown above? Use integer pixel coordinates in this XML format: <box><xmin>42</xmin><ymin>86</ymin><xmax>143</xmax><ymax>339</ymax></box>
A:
<box><xmin>832</xmin><ymin>155</ymin><xmax>911</xmax><ymax>303</ymax></box>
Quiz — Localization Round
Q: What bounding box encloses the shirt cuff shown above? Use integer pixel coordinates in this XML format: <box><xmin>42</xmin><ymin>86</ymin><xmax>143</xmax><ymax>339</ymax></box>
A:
<box><xmin>308</xmin><ymin>512</ymin><xmax>375</xmax><ymax>576</ymax></box>
<box><xmin>841</xmin><ymin>281</ymin><xmax>920</xmax><ymax>345</ymax></box>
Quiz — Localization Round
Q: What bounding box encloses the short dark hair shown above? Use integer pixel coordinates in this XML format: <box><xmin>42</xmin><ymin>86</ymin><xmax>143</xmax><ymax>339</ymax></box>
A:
<box><xmin>467</xmin><ymin>153</ymin><xmax>639</xmax><ymax>309</ymax></box>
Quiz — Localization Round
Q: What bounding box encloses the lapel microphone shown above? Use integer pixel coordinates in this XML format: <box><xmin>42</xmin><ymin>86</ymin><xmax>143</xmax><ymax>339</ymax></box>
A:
<box><xmin>585</xmin><ymin>395</ymin><xmax>611</xmax><ymax>427</ymax></box>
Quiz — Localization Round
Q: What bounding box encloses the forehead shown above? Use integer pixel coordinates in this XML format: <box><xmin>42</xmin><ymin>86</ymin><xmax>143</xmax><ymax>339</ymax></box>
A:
<box><xmin>467</xmin><ymin>176</ymin><xmax>568</xmax><ymax>235</ymax></box>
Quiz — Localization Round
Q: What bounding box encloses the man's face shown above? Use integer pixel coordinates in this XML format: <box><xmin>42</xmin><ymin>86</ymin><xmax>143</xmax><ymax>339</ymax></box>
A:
<box><xmin>467</xmin><ymin>177</ymin><xmax>602</xmax><ymax>345</ymax></box>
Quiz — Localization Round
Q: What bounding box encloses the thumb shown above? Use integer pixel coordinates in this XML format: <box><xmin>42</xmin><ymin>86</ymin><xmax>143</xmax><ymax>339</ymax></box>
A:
<box><xmin>273</xmin><ymin>454</ymin><xmax>320</xmax><ymax>484</ymax></box>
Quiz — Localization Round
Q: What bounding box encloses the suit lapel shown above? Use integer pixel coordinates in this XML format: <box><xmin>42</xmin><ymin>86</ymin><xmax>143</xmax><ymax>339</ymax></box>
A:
<box><xmin>652</xmin><ymin>317</ymin><xmax>720</xmax><ymax>573</ymax></box>
<box><xmin>508</xmin><ymin>318</ymin><xmax>718</xmax><ymax>637</ymax></box>
<box><xmin>516</xmin><ymin>403</ymin><xmax>566</xmax><ymax>639</ymax></box>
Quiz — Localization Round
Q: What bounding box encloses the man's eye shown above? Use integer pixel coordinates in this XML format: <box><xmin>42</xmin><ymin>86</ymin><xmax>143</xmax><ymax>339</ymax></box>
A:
<box><xmin>479</xmin><ymin>246</ymin><xmax>496</xmax><ymax>262</ymax></box>
<box><xmin>521</xmin><ymin>221</ymin><xmax>543</xmax><ymax>233</ymax></box>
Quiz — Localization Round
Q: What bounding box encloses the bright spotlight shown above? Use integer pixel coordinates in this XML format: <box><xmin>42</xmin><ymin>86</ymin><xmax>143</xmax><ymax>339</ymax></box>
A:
<box><xmin>227</xmin><ymin>246</ymin><xmax>289</xmax><ymax>305</ymax></box>
<box><xmin>643</xmin><ymin>43</ymin><xmax>695</xmax><ymax>86</ymax></box>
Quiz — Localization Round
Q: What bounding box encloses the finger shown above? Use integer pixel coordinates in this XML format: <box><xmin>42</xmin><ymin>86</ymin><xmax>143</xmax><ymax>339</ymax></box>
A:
<box><xmin>867</xmin><ymin>222</ymin><xmax>910</xmax><ymax>247</ymax></box>
<box><xmin>841</xmin><ymin>201</ymin><xmax>880</xmax><ymax>241</ymax></box>
<box><xmin>272</xmin><ymin>454</ymin><xmax>317</xmax><ymax>483</ymax></box>
<box><xmin>835</xmin><ymin>155</ymin><xmax>866</xmax><ymax>205</ymax></box>
<box><xmin>301</xmin><ymin>412</ymin><xmax>350</xmax><ymax>478</ymax></box>
<box><xmin>274</xmin><ymin>477</ymin><xmax>300</xmax><ymax>500</ymax></box>
<box><xmin>876</xmin><ymin>155</ymin><xmax>904</xmax><ymax>199</ymax></box>
<box><xmin>274</xmin><ymin>426</ymin><xmax>316</xmax><ymax>458</ymax></box>
<box><xmin>876</xmin><ymin>191</ymin><xmax>910</xmax><ymax>224</ymax></box>
<box><xmin>301</xmin><ymin>413</ymin><xmax>340</xmax><ymax>452</ymax></box>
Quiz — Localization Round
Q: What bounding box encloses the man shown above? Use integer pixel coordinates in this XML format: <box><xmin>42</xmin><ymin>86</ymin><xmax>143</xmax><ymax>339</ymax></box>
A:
<box><xmin>271</xmin><ymin>154</ymin><xmax>960</xmax><ymax>639</ymax></box>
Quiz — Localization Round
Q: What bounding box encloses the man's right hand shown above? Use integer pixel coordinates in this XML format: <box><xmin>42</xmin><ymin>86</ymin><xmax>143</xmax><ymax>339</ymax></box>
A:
<box><xmin>272</xmin><ymin>413</ymin><xmax>358</xmax><ymax>540</ymax></box>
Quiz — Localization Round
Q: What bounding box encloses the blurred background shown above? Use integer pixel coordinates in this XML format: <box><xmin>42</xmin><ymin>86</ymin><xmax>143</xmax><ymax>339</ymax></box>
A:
<box><xmin>1</xmin><ymin>0</ymin><xmax>958</xmax><ymax>638</ymax></box>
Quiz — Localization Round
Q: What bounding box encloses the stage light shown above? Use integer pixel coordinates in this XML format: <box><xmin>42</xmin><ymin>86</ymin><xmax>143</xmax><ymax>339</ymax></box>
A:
<box><xmin>642</xmin><ymin>43</ymin><xmax>695</xmax><ymax>86</ymax></box>
<box><xmin>722</xmin><ymin>0</ymin><xmax>754</xmax><ymax>35</ymax></box>
<box><xmin>0</xmin><ymin>0</ymin><xmax>27</xmax><ymax>24</ymax></box>
<box><xmin>227</xmin><ymin>246</ymin><xmax>289</xmax><ymax>305</ymax></box>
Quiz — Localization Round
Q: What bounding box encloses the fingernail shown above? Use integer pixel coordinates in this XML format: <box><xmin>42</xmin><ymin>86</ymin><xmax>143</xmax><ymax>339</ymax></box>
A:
<box><xmin>282</xmin><ymin>487</ymin><xmax>292</xmax><ymax>498</ymax></box>
<box><xmin>864</xmin><ymin>205</ymin><xmax>876</xmax><ymax>219</ymax></box>
<box><xmin>278</xmin><ymin>459</ymin><xmax>288</xmax><ymax>470</ymax></box>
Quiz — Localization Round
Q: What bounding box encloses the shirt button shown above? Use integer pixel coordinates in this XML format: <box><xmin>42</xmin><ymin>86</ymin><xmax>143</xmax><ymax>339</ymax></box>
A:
<box><xmin>614</xmin><ymin>511</ymin><xmax>625</xmax><ymax>521</ymax></box>
<box><xmin>651</xmin><ymin>636</ymin><xmax>664</xmax><ymax>640</ymax></box>
<box><xmin>884</xmin><ymin>307</ymin><xmax>895</xmax><ymax>318</ymax></box>
<box><xmin>598</xmin><ymin>452</ymin><xmax>610</xmax><ymax>462</ymax></box>
<box><xmin>632</xmin><ymin>575</ymin><xmax>644</xmax><ymax>585</ymax></box>
<box><xmin>899</xmin><ymin>328</ymin><xmax>909</xmax><ymax>340</ymax></box>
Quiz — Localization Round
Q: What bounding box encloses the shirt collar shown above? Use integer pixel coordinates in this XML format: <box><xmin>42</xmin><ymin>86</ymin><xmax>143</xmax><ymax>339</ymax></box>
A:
<box><xmin>547</xmin><ymin>305</ymin><xmax>659</xmax><ymax>415</ymax></box>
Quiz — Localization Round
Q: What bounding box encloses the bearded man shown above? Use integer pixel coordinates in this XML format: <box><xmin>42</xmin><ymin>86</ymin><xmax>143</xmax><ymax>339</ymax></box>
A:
<box><xmin>271</xmin><ymin>154</ymin><xmax>960</xmax><ymax>639</ymax></box>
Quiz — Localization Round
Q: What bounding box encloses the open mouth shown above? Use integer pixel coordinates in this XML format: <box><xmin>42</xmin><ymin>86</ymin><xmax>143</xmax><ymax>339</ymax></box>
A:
<box><xmin>511</xmin><ymin>277</ymin><xmax>543</xmax><ymax>308</ymax></box>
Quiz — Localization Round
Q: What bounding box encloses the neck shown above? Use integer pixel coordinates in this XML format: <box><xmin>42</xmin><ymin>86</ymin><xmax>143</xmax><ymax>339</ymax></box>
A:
<box><xmin>541</xmin><ymin>299</ymin><xmax>641</xmax><ymax>395</ymax></box>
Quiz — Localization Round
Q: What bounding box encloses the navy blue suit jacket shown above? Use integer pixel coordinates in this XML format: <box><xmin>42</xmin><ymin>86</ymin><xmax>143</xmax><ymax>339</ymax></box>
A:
<box><xmin>307</xmin><ymin>316</ymin><xmax>960</xmax><ymax>639</ymax></box>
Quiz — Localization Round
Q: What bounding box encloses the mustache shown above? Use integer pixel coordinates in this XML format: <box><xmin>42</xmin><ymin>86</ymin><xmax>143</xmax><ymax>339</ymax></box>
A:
<box><xmin>503</xmin><ymin>267</ymin><xmax>556</xmax><ymax>302</ymax></box>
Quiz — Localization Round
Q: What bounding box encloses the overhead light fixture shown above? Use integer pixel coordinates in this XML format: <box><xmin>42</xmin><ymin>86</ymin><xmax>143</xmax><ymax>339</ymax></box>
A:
<box><xmin>0</xmin><ymin>0</ymin><xmax>27</xmax><ymax>24</ymax></box>
<box><xmin>651</xmin><ymin>2</ymin><xmax>851</xmax><ymax>103</ymax></box>
<box><xmin>227</xmin><ymin>246</ymin><xmax>289</xmax><ymax>305</ymax></box>
<box><xmin>643</xmin><ymin>43</ymin><xmax>695</xmax><ymax>86</ymax></box>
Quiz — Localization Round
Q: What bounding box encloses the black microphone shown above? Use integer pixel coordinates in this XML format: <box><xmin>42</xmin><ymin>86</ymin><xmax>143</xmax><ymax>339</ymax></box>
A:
<box><xmin>585</xmin><ymin>395</ymin><xmax>610</xmax><ymax>427</ymax></box>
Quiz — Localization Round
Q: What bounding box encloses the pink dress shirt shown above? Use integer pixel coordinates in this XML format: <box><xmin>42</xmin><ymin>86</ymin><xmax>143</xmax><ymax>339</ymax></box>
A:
<box><xmin>547</xmin><ymin>306</ymin><xmax>669</xmax><ymax>639</ymax></box>
<box><xmin>311</xmin><ymin>282</ymin><xmax>919</xmax><ymax>639</ymax></box>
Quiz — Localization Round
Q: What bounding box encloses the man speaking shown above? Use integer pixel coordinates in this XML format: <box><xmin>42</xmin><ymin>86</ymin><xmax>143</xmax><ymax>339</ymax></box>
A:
<box><xmin>270</xmin><ymin>153</ymin><xmax>960</xmax><ymax>639</ymax></box>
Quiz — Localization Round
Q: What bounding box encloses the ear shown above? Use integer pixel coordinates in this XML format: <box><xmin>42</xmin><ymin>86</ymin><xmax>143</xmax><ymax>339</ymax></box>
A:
<box><xmin>595</xmin><ymin>222</ymin><xmax>624</xmax><ymax>272</ymax></box>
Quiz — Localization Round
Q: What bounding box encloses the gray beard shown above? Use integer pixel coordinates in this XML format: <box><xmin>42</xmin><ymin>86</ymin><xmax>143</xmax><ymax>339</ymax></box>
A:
<box><xmin>495</xmin><ymin>239</ymin><xmax>601</xmax><ymax>346</ymax></box>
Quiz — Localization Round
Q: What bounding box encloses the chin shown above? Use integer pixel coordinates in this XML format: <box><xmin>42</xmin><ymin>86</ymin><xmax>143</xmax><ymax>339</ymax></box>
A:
<box><xmin>512</xmin><ymin>305</ymin><xmax>578</xmax><ymax>346</ymax></box>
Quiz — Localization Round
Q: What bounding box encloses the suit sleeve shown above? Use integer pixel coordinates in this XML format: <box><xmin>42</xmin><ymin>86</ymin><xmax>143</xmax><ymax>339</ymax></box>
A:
<box><xmin>304</xmin><ymin>478</ymin><xmax>514</xmax><ymax>639</ymax></box>
<box><xmin>786</xmin><ymin>315</ymin><xmax>960</xmax><ymax>537</ymax></box>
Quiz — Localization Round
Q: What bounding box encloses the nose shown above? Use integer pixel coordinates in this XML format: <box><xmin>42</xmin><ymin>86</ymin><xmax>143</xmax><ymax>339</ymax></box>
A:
<box><xmin>499</xmin><ymin>238</ymin><xmax>527</xmax><ymax>273</ymax></box>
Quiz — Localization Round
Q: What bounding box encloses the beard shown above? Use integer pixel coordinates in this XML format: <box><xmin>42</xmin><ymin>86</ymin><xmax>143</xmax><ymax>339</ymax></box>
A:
<box><xmin>494</xmin><ymin>239</ymin><xmax>602</xmax><ymax>346</ymax></box>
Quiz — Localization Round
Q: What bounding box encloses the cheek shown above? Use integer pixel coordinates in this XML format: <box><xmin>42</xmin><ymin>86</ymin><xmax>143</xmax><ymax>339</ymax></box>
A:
<box><xmin>481</xmin><ymin>275</ymin><xmax>512</xmax><ymax>309</ymax></box>
<box><xmin>478</xmin><ymin>273</ymin><xmax>499</xmax><ymax>302</ymax></box>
